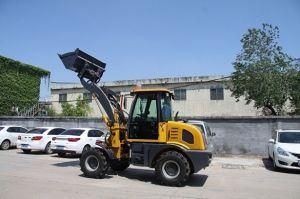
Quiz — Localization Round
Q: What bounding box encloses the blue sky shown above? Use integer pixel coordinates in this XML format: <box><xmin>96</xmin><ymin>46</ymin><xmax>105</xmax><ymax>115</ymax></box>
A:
<box><xmin>0</xmin><ymin>0</ymin><xmax>299</xmax><ymax>98</ymax></box>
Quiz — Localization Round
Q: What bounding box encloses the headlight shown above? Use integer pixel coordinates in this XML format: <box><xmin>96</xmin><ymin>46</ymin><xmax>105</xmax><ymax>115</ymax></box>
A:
<box><xmin>277</xmin><ymin>147</ymin><xmax>289</xmax><ymax>156</ymax></box>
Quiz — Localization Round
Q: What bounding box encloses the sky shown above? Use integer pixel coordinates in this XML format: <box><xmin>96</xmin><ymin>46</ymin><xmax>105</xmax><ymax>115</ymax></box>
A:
<box><xmin>0</xmin><ymin>0</ymin><xmax>299</xmax><ymax>99</ymax></box>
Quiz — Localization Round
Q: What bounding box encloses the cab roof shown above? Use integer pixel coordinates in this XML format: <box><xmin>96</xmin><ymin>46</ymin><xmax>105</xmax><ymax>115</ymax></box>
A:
<box><xmin>131</xmin><ymin>88</ymin><xmax>173</xmax><ymax>95</ymax></box>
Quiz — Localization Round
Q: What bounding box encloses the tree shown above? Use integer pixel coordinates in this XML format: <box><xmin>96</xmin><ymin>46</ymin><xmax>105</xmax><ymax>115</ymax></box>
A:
<box><xmin>231</xmin><ymin>24</ymin><xmax>297</xmax><ymax>115</ymax></box>
<box><xmin>61</xmin><ymin>96</ymin><xmax>91</xmax><ymax>116</ymax></box>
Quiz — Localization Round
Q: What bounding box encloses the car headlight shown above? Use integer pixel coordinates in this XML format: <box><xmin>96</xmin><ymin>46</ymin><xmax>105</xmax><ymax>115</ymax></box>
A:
<box><xmin>277</xmin><ymin>147</ymin><xmax>289</xmax><ymax>156</ymax></box>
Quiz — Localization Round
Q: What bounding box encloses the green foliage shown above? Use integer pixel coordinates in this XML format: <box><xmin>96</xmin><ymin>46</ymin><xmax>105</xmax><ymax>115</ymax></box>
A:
<box><xmin>289</xmin><ymin>66</ymin><xmax>300</xmax><ymax>115</ymax></box>
<box><xmin>231</xmin><ymin>24</ymin><xmax>298</xmax><ymax>115</ymax></box>
<box><xmin>45</xmin><ymin>106</ymin><xmax>57</xmax><ymax>116</ymax></box>
<box><xmin>60</xmin><ymin>96</ymin><xmax>91</xmax><ymax>116</ymax></box>
<box><xmin>0</xmin><ymin>56</ymin><xmax>50</xmax><ymax>115</ymax></box>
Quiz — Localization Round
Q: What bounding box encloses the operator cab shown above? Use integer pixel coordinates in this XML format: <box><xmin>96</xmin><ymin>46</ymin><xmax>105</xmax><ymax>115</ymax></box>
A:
<box><xmin>128</xmin><ymin>89</ymin><xmax>173</xmax><ymax>140</ymax></box>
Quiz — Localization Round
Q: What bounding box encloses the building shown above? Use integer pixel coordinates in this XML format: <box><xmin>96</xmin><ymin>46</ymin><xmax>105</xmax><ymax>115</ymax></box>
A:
<box><xmin>0</xmin><ymin>55</ymin><xmax>50</xmax><ymax>116</ymax></box>
<box><xmin>50</xmin><ymin>75</ymin><xmax>261</xmax><ymax>117</ymax></box>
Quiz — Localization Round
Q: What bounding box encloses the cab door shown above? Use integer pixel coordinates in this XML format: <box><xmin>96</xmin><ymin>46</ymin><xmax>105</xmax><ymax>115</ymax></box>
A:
<box><xmin>128</xmin><ymin>93</ymin><xmax>159</xmax><ymax>141</ymax></box>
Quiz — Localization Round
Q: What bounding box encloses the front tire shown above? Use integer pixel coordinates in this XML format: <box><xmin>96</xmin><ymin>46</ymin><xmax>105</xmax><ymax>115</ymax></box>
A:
<box><xmin>110</xmin><ymin>160</ymin><xmax>130</xmax><ymax>172</ymax></box>
<box><xmin>1</xmin><ymin>140</ymin><xmax>10</xmax><ymax>150</ymax></box>
<box><xmin>80</xmin><ymin>148</ymin><xmax>108</xmax><ymax>178</ymax></box>
<box><xmin>273</xmin><ymin>153</ymin><xmax>279</xmax><ymax>171</ymax></box>
<box><xmin>155</xmin><ymin>151</ymin><xmax>191</xmax><ymax>186</ymax></box>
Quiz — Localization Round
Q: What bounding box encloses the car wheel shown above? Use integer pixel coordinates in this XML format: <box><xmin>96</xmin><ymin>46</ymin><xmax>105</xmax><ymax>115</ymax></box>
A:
<box><xmin>44</xmin><ymin>142</ymin><xmax>52</xmax><ymax>154</ymax></box>
<box><xmin>80</xmin><ymin>148</ymin><xmax>108</xmax><ymax>178</ymax></box>
<box><xmin>155</xmin><ymin>151</ymin><xmax>191</xmax><ymax>186</ymax></box>
<box><xmin>82</xmin><ymin>145</ymin><xmax>90</xmax><ymax>153</ymax></box>
<box><xmin>58</xmin><ymin>152</ymin><xmax>66</xmax><ymax>157</ymax></box>
<box><xmin>273</xmin><ymin>153</ymin><xmax>279</xmax><ymax>171</ymax></box>
<box><xmin>1</xmin><ymin>140</ymin><xmax>10</xmax><ymax>150</ymax></box>
<box><xmin>22</xmin><ymin>149</ymin><xmax>31</xmax><ymax>154</ymax></box>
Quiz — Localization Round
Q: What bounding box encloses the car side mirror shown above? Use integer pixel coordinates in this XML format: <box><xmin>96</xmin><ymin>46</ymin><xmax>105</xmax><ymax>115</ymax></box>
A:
<box><xmin>211</xmin><ymin>132</ymin><xmax>216</xmax><ymax>137</ymax></box>
<box><xmin>268</xmin><ymin>139</ymin><xmax>275</xmax><ymax>144</ymax></box>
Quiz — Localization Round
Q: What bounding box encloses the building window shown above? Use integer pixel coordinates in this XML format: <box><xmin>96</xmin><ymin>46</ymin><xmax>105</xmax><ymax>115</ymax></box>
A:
<box><xmin>59</xmin><ymin>93</ymin><xmax>67</xmax><ymax>103</ymax></box>
<box><xmin>210</xmin><ymin>87</ymin><xmax>224</xmax><ymax>100</ymax></box>
<box><xmin>174</xmin><ymin>89</ymin><xmax>186</xmax><ymax>100</ymax></box>
<box><xmin>83</xmin><ymin>93</ymin><xmax>92</xmax><ymax>103</ymax></box>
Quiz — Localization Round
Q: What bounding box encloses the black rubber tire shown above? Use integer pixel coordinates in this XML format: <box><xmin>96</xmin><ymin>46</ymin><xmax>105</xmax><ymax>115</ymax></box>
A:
<box><xmin>22</xmin><ymin>149</ymin><xmax>31</xmax><ymax>154</ymax></box>
<box><xmin>80</xmin><ymin>148</ymin><xmax>108</xmax><ymax>179</ymax></box>
<box><xmin>110</xmin><ymin>160</ymin><xmax>130</xmax><ymax>172</ymax></box>
<box><xmin>58</xmin><ymin>152</ymin><xmax>66</xmax><ymax>157</ymax></box>
<box><xmin>273</xmin><ymin>154</ymin><xmax>279</xmax><ymax>171</ymax></box>
<box><xmin>1</xmin><ymin>140</ymin><xmax>10</xmax><ymax>150</ymax></box>
<box><xmin>82</xmin><ymin>145</ymin><xmax>90</xmax><ymax>154</ymax></box>
<box><xmin>155</xmin><ymin>151</ymin><xmax>191</xmax><ymax>186</ymax></box>
<box><xmin>44</xmin><ymin>142</ymin><xmax>52</xmax><ymax>154</ymax></box>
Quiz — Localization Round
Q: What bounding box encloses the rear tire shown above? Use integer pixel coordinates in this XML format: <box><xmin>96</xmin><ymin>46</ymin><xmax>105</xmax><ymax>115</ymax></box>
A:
<box><xmin>22</xmin><ymin>149</ymin><xmax>31</xmax><ymax>154</ymax></box>
<box><xmin>155</xmin><ymin>151</ymin><xmax>191</xmax><ymax>186</ymax></box>
<box><xmin>44</xmin><ymin>142</ymin><xmax>52</xmax><ymax>154</ymax></box>
<box><xmin>80</xmin><ymin>148</ymin><xmax>108</xmax><ymax>178</ymax></box>
<box><xmin>110</xmin><ymin>160</ymin><xmax>130</xmax><ymax>172</ymax></box>
<box><xmin>1</xmin><ymin>140</ymin><xmax>10</xmax><ymax>150</ymax></box>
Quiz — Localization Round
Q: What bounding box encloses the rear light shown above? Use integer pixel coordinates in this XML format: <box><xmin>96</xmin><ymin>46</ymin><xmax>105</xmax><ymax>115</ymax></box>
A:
<box><xmin>95</xmin><ymin>140</ymin><xmax>103</xmax><ymax>145</ymax></box>
<box><xmin>52</xmin><ymin>137</ymin><xmax>56</xmax><ymax>141</ymax></box>
<box><xmin>68</xmin><ymin>138</ymin><xmax>80</xmax><ymax>142</ymax></box>
<box><xmin>18</xmin><ymin>136</ymin><xmax>21</xmax><ymax>140</ymax></box>
<box><xmin>31</xmin><ymin>136</ymin><xmax>43</xmax><ymax>141</ymax></box>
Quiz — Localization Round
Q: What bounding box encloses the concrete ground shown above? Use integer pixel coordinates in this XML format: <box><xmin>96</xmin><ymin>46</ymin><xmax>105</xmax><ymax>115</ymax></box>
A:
<box><xmin>0</xmin><ymin>149</ymin><xmax>299</xmax><ymax>199</ymax></box>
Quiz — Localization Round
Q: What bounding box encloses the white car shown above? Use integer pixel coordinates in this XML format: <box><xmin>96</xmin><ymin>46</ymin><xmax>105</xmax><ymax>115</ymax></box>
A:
<box><xmin>0</xmin><ymin>126</ymin><xmax>28</xmax><ymax>150</ymax></box>
<box><xmin>187</xmin><ymin>120</ymin><xmax>215</xmax><ymax>151</ymax></box>
<box><xmin>17</xmin><ymin>127</ymin><xmax>65</xmax><ymax>154</ymax></box>
<box><xmin>51</xmin><ymin>128</ymin><xmax>108</xmax><ymax>157</ymax></box>
<box><xmin>268</xmin><ymin>129</ymin><xmax>300</xmax><ymax>170</ymax></box>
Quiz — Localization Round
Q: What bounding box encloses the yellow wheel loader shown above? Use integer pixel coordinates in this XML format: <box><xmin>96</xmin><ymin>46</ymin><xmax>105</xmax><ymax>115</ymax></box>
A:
<box><xmin>58</xmin><ymin>49</ymin><xmax>212</xmax><ymax>186</ymax></box>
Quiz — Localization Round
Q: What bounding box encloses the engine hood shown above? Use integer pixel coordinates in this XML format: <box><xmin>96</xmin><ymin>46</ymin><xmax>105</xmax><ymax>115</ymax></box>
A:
<box><xmin>277</xmin><ymin>143</ymin><xmax>300</xmax><ymax>154</ymax></box>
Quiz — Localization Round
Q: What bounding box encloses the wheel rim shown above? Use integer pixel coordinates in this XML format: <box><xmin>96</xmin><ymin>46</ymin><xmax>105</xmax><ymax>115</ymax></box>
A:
<box><xmin>85</xmin><ymin>155</ymin><xmax>99</xmax><ymax>172</ymax></box>
<box><xmin>46</xmin><ymin>144</ymin><xmax>52</xmax><ymax>153</ymax></box>
<box><xmin>2</xmin><ymin>141</ymin><xmax>9</xmax><ymax>150</ymax></box>
<box><xmin>162</xmin><ymin>160</ymin><xmax>180</xmax><ymax>179</ymax></box>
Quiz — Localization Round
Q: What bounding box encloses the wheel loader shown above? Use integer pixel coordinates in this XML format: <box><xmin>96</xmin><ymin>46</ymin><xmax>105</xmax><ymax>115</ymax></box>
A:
<box><xmin>58</xmin><ymin>49</ymin><xmax>212</xmax><ymax>186</ymax></box>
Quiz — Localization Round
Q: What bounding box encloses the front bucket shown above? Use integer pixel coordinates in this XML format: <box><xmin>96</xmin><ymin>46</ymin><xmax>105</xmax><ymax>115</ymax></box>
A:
<box><xmin>58</xmin><ymin>48</ymin><xmax>106</xmax><ymax>83</ymax></box>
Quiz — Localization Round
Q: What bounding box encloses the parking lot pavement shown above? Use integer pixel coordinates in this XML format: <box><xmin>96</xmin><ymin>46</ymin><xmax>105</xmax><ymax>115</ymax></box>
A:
<box><xmin>0</xmin><ymin>150</ymin><xmax>300</xmax><ymax>199</ymax></box>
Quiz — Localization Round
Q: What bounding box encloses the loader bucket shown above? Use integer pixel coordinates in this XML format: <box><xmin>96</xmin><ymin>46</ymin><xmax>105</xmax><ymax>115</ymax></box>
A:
<box><xmin>58</xmin><ymin>48</ymin><xmax>106</xmax><ymax>83</ymax></box>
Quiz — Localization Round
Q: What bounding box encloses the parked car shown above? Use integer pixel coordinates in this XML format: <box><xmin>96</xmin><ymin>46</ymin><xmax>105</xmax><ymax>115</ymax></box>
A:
<box><xmin>51</xmin><ymin>128</ymin><xmax>108</xmax><ymax>157</ymax></box>
<box><xmin>17</xmin><ymin>127</ymin><xmax>65</xmax><ymax>154</ymax></box>
<box><xmin>0</xmin><ymin>125</ymin><xmax>28</xmax><ymax>150</ymax></box>
<box><xmin>268</xmin><ymin>129</ymin><xmax>300</xmax><ymax>170</ymax></box>
<box><xmin>187</xmin><ymin>120</ymin><xmax>215</xmax><ymax>151</ymax></box>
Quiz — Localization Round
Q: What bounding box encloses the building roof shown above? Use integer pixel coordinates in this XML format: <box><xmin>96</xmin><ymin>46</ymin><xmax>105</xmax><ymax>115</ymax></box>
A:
<box><xmin>51</xmin><ymin>75</ymin><xmax>230</xmax><ymax>90</ymax></box>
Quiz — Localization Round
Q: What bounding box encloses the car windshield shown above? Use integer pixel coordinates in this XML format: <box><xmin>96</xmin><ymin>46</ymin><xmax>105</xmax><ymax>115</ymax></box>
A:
<box><xmin>279</xmin><ymin>132</ymin><xmax>300</xmax><ymax>143</ymax></box>
<box><xmin>60</xmin><ymin>129</ymin><xmax>84</xmax><ymax>136</ymax></box>
<box><xmin>26</xmin><ymin>128</ymin><xmax>48</xmax><ymax>134</ymax></box>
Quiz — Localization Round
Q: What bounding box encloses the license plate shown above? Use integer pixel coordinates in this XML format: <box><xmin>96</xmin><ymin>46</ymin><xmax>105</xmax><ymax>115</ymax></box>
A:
<box><xmin>21</xmin><ymin>144</ymin><xmax>29</xmax><ymax>148</ymax></box>
<box><xmin>56</xmin><ymin>146</ymin><xmax>64</xmax><ymax>150</ymax></box>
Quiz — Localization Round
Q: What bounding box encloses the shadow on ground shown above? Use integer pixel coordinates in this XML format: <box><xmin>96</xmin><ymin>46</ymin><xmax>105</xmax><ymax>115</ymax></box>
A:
<box><xmin>262</xmin><ymin>158</ymin><xmax>300</xmax><ymax>174</ymax></box>
<box><xmin>52</xmin><ymin>160</ymin><xmax>80</xmax><ymax>168</ymax></box>
<box><xmin>112</xmin><ymin>167</ymin><xmax>208</xmax><ymax>187</ymax></box>
<box><xmin>17</xmin><ymin>151</ymin><xmax>49</xmax><ymax>155</ymax></box>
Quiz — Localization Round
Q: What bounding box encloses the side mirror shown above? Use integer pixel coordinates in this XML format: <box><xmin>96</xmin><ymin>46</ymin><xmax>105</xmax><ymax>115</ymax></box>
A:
<box><xmin>211</xmin><ymin>132</ymin><xmax>216</xmax><ymax>137</ymax></box>
<box><xmin>268</xmin><ymin>139</ymin><xmax>275</xmax><ymax>144</ymax></box>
